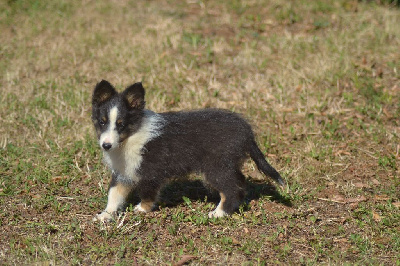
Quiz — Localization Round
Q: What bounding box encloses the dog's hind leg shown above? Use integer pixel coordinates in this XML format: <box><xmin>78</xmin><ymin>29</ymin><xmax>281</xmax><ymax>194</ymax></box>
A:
<box><xmin>134</xmin><ymin>178</ymin><xmax>163</xmax><ymax>213</ymax></box>
<box><xmin>205</xmin><ymin>169</ymin><xmax>246</xmax><ymax>218</ymax></box>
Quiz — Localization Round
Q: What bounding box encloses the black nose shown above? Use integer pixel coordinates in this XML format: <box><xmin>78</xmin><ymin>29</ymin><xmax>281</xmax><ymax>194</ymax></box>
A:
<box><xmin>102</xmin><ymin>143</ymin><xmax>112</xmax><ymax>150</ymax></box>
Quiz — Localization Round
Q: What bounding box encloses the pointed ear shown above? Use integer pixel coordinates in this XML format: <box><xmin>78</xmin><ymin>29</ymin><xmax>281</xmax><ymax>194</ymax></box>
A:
<box><xmin>122</xmin><ymin>82</ymin><xmax>145</xmax><ymax>109</ymax></box>
<box><xmin>92</xmin><ymin>80</ymin><xmax>117</xmax><ymax>106</ymax></box>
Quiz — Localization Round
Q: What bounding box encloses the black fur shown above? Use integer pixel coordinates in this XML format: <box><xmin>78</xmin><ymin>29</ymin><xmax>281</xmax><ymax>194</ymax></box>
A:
<box><xmin>138</xmin><ymin>110</ymin><xmax>284</xmax><ymax>214</ymax></box>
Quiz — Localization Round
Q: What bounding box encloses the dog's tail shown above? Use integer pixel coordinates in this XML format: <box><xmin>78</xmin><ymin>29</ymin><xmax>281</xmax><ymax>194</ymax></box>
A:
<box><xmin>249</xmin><ymin>140</ymin><xmax>285</xmax><ymax>186</ymax></box>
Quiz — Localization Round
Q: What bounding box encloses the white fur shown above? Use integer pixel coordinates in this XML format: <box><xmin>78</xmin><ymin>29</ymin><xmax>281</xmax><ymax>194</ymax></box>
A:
<box><xmin>93</xmin><ymin>186</ymin><xmax>124</xmax><ymax>222</ymax></box>
<box><xmin>105</xmin><ymin>186</ymin><xmax>125</xmax><ymax>212</ymax></box>
<box><xmin>208</xmin><ymin>202</ymin><xmax>228</xmax><ymax>218</ymax></box>
<box><xmin>103</xmin><ymin>110</ymin><xmax>164</xmax><ymax>183</ymax></box>
<box><xmin>99</xmin><ymin>106</ymin><xmax>119</xmax><ymax>149</ymax></box>
<box><xmin>93</xmin><ymin>211</ymin><xmax>113</xmax><ymax>222</ymax></box>
<box><xmin>134</xmin><ymin>203</ymin><xmax>148</xmax><ymax>213</ymax></box>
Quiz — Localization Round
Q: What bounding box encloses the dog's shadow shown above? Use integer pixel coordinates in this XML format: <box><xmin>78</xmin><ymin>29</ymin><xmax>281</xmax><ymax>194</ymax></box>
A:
<box><xmin>129</xmin><ymin>177</ymin><xmax>292</xmax><ymax>210</ymax></box>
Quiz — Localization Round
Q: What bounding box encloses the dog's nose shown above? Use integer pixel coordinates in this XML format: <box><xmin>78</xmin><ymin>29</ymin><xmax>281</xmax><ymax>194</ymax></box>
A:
<box><xmin>102</xmin><ymin>143</ymin><xmax>112</xmax><ymax>150</ymax></box>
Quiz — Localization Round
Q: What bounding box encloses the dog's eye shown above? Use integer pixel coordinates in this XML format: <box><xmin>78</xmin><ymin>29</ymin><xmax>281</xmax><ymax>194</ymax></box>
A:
<box><xmin>116</xmin><ymin>120</ymin><xmax>125</xmax><ymax>129</ymax></box>
<box><xmin>99</xmin><ymin>118</ymin><xmax>107</xmax><ymax>126</ymax></box>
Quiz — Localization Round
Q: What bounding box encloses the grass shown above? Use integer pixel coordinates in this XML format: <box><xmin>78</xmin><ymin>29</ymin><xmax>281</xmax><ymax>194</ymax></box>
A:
<box><xmin>1</xmin><ymin>0</ymin><xmax>399</xmax><ymax>264</ymax></box>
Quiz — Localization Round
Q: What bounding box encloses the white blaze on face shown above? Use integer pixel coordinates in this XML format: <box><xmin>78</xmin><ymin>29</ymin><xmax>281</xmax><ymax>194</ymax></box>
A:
<box><xmin>99</xmin><ymin>106</ymin><xmax>119</xmax><ymax>150</ymax></box>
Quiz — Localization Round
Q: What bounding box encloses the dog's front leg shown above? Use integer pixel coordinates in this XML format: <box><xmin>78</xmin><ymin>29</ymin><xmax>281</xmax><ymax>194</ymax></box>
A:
<box><xmin>93</xmin><ymin>172</ymin><xmax>132</xmax><ymax>222</ymax></box>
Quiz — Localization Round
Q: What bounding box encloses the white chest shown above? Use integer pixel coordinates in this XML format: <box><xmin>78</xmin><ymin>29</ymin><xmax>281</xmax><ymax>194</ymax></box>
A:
<box><xmin>103</xmin><ymin>146</ymin><xmax>142</xmax><ymax>183</ymax></box>
<box><xmin>102</xmin><ymin>112</ymin><xmax>164</xmax><ymax>183</ymax></box>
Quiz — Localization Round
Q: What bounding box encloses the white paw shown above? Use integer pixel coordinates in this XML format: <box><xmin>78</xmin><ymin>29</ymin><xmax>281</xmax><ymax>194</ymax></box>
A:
<box><xmin>208</xmin><ymin>208</ymin><xmax>228</xmax><ymax>218</ymax></box>
<box><xmin>92</xmin><ymin>211</ymin><xmax>115</xmax><ymax>222</ymax></box>
<box><xmin>134</xmin><ymin>203</ymin><xmax>149</xmax><ymax>213</ymax></box>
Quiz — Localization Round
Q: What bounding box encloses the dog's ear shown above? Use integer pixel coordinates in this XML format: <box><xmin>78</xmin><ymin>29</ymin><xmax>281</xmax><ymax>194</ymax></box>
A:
<box><xmin>122</xmin><ymin>82</ymin><xmax>145</xmax><ymax>110</ymax></box>
<box><xmin>92</xmin><ymin>80</ymin><xmax>117</xmax><ymax>106</ymax></box>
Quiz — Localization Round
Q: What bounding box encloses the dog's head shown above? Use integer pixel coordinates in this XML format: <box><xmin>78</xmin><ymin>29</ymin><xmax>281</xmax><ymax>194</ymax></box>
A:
<box><xmin>91</xmin><ymin>80</ymin><xmax>145</xmax><ymax>151</ymax></box>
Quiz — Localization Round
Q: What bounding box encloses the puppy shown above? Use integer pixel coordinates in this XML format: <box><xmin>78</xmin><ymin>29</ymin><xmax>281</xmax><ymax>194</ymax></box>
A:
<box><xmin>91</xmin><ymin>80</ymin><xmax>284</xmax><ymax>221</ymax></box>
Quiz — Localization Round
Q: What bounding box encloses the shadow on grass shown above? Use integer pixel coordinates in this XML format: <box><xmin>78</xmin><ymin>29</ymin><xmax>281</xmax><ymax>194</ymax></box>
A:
<box><xmin>246</xmin><ymin>180</ymin><xmax>292</xmax><ymax>207</ymax></box>
<box><xmin>128</xmin><ymin>178</ymin><xmax>292</xmax><ymax>210</ymax></box>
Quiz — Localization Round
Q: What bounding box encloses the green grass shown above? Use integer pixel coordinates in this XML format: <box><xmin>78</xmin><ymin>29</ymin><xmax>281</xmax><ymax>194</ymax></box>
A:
<box><xmin>1</xmin><ymin>0</ymin><xmax>399</xmax><ymax>264</ymax></box>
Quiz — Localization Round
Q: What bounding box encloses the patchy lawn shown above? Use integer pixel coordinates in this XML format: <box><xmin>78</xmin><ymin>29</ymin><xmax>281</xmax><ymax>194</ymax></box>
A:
<box><xmin>0</xmin><ymin>0</ymin><xmax>399</xmax><ymax>264</ymax></box>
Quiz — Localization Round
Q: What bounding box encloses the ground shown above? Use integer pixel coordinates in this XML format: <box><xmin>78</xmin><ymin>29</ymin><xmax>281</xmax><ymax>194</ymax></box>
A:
<box><xmin>0</xmin><ymin>0</ymin><xmax>399</xmax><ymax>264</ymax></box>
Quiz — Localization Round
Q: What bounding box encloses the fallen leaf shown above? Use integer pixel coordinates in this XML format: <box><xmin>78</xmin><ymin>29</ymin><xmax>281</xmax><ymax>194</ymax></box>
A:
<box><xmin>332</xmin><ymin>195</ymin><xmax>345</xmax><ymax>202</ymax></box>
<box><xmin>362</xmin><ymin>56</ymin><xmax>367</xmax><ymax>65</ymax></box>
<box><xmin>349</xmin><ymin>203</ymin><xmax>359</xmax><ymax>209</ymax></box>
<box><xmin>372</xmin><ymin>211</ymin><xmax>381</xmax><ymax>222</ymax></box>
<box><xmin>243</xmin><ymin>227</ymin><xmax>249</xmax><ymax>234</ymax></box>
<box><xmin>371</xmin><ymin>179</ymin><xmax>380</xmax><ymax>185</ymax></box>
<box><xmin>393</xmin><ymin>202</ymin><xmax>400</xmax><ymax>208</ymax></box>
<box><xmin>374</xmin><ymin>195</ymin><xmax>389</xmax><ymax>201</ymax></box>
<box><xmin>231</xmin><ymin>237</ymin><xmax>241</xmax><ymax>245</ymax></box>
<box><xmin>335</xmin><ymin>150</ymin><xmax>351</xmax><ymax>156</ymax></box>
<box><xmin>174</xmin><ymin>255</ymin><xmax>196</xmax><ymax>266</ymax></box>
<box><xmin>334</xmin><ymin>238</ymin><xmax>348</xmax><ymax>243</ymax></box>
<box><xmin>382</xmin><ymin>107</ymin><xmax>390</xmax><ymax>118</ymax></box>
<box><xmin>346</xmin><ymin>196</ymin><xmax>367</xmax><ymax>203</ymax></box>
<box><xmin>52</xmin><ymin>176</ymin><xmax>68</xmax><ymax>183</ymax></box>
<box><xmin>354</xmin><ymin>182</ymin><xmax>369</xmax><ymax>188</ymax></box>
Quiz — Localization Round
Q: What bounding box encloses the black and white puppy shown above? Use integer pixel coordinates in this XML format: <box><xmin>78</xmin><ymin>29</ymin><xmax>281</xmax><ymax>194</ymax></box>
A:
<box><xmin>91</xmin><ymin>80</ymin><xmax>284</xmax><ymax>221</ymax></box>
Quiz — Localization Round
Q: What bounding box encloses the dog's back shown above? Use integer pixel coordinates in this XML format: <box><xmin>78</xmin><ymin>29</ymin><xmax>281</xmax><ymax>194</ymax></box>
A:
<box><xmin>140</xmin><ymin>109</ymin><xmax>254</xmax><ymax>178</ymax></box>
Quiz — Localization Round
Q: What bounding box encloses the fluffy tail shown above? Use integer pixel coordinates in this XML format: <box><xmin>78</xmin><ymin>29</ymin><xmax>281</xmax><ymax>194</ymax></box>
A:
<box><xmin>249</xmin><ymin>140</ymin><xmax>285</xmax><ymax>186</ymax></box>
